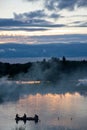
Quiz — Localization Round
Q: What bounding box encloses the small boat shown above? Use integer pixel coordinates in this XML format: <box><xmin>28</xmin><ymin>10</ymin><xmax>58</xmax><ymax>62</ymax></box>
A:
<box><xmin>15</xmin><ymin>114</ymin><xmax>39</xmax><ymax>124</ymax></box>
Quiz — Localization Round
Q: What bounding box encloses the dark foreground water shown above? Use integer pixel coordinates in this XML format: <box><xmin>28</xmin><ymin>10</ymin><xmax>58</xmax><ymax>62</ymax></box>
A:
<box><xmin>0</xmin><ymin>89</ymin><xmax>87</xmax><ymax>130</ymax></box>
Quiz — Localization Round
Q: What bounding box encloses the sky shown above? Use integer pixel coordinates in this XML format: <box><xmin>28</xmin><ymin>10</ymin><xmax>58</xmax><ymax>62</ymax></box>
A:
<box><xmin>0</xmin><ymin>0</ymin><xmax>87</xmax><ymax>44</ymax></box>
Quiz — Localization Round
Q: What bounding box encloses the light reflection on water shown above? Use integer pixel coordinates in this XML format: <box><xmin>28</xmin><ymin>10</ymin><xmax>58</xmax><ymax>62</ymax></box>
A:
<box><xmin>0</xmin><ymin>92</ymin><xmax>87</xmax><ymax>130</ymax></box>
<box><xmin>16</xmin><ymin>80</ymin><xmax>41</xmax><ymax>85</ymax></box>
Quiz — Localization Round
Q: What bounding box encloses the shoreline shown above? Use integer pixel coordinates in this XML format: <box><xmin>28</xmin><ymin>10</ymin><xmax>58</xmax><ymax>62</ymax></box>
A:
<box><xmin>0</xmin><ymin>57</ymin><xmax>87</xmax><ymax>64</ymax></box>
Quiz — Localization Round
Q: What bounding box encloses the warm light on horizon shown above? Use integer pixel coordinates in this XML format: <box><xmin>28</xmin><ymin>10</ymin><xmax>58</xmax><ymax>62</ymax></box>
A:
<box><xmin>0</xmin><ymin>27</ymin><xmax>87</xmax><ymax>44</ymax></box>
<box><xmin>0</xmin><ymin>27</ymin><xmax>87</xmax><ymax>37</ymax></box>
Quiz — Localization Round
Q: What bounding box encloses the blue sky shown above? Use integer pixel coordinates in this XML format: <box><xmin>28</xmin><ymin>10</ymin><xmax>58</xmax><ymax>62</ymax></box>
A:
<box><xmin>0</xmin><ymin>0</ymin><xmax>87</xmax><ymax>44</ymax></box>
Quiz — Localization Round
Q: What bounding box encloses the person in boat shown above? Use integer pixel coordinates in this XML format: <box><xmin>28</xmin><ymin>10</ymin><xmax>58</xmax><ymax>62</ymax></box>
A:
<box><xmin>15</xmin><ymin>114</ymin><xmax>19</xmax><ymax>124</ymax></box>
<box><xmin>15</xmin><ymin>114</ymin><xmax>19</xmax><ymax>119</ymax></box>
<box><xmin>23</xmin><ymin>113</ymin><xmax>26</xmax><ymax>119</ymax></box>
<box><xmin>15</xmin><ymin>114</ymin><xmax>39</xmax><ymax>124</ymax></box>
<box><xmin>34</xmin><ymin>114</ymin><xmax>39</xmax><ymax>123</ymax></box>
<box><xmin>22</xmin><ymin>113</ymin><xmax>26</xmax><ymax>124</ymax></box>
<box><xmin>35</xmin><ymin>114</ymin><xmax>38</xmax><ymax>119</ymax></box>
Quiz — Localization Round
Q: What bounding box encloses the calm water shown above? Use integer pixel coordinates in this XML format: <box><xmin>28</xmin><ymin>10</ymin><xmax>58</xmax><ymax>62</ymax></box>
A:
<box><xmin>0</xmin><ymin>85</ymin><xmax>87</xmax><ymax>130</ymax></box>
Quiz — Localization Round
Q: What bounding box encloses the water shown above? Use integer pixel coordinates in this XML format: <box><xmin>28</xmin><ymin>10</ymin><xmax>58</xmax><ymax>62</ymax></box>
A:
<box><xmin>0</xmin><ymin>81</ymin><xmax>87</xmax><ymax>130</ymax></box>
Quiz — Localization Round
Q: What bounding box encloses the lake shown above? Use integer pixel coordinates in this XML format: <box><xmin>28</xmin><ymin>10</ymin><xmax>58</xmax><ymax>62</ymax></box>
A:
<box><xmin>0</xmin><ymin>80</ymin><xmax>87</xmax><ymax>130</ymax></box>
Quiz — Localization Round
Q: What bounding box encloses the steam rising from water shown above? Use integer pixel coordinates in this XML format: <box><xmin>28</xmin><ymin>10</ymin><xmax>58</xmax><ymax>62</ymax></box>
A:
<box><xmin>0</xmin><ymin>76</ymin><xmax>87</xmax><ymax>130</ymax></box>
<box><xmin>76</xmin><ymin>79</ymin><xmax>87</xmax><ymax>86</ymax></box>
<box><xmin>0</xmin><ymin>75</ymin><xmax>87</xmax><ymax>104</ymax></box>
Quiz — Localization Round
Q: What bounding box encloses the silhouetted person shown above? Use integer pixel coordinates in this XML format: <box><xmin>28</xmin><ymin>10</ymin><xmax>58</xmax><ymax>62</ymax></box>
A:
<box><xmin>15</xmin><ymin>114</ymin><xmax>19</xmax><ymax>124</ymax></box>
<box><xmin>15</xmin><ymin>114</ymin><xmax>39</xmax><ymax>124</ymax></box>
<box><xmin>23</xmin><ymin>113</ymin><xmax>26</xmax><ymax>119</ymax></box>
<box><xmin>34</xmin><ymin>114</ymin><xmax>39</xmax><ymax>123</ymax></box>
<box><xmin>23</xmin><ymin>113</ymin><xmax>27</xmax><ymax>124</ymax></box>
<box><xmin>16</xmin><ymin>114</ymin><xmax>19</xmax><ymax>118</ymax></box>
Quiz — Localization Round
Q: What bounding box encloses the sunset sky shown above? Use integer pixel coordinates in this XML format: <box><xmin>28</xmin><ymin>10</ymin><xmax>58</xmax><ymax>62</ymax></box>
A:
<box><xmin>0</xmin><ymin>0</ymin><xmax>87</xmax><ymax>44</ymax></box>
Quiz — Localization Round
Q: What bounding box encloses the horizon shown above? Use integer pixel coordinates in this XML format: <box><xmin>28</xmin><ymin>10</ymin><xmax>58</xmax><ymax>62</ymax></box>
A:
<box><xmin>0</xmin><ymin>43</ymin><xmax>87</xmax><ymax>63</ymax></box>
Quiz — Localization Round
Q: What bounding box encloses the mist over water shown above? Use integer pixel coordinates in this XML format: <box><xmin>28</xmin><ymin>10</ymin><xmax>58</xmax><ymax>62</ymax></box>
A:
<box><xmin>0</xmin><ymin>59</ymin><xmax>87</xmax><ymax>130</ymax></box>
<box><xmin>0</xmin><ymin>75</ymin><xmax>87</xmax><ymax>104</ymax></box>
<box><xmin>0</xmin><ymin>80</ymin><xmax>87</xmax><ymax>130</ymax></box>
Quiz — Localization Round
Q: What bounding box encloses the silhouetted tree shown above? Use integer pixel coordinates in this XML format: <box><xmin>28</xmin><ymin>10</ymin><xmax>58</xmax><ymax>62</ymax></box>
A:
<box><xmin>62</xmin><ymin>56</ymin><xmax>66</xmax><ymax>63</ymax></box>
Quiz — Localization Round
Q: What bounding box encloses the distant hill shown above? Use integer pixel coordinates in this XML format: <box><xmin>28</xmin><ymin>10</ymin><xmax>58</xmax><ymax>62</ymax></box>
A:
<box><xmin>0</xmin><ymin>43</ymin><xmax>87</xmax><ymax>58</ymax></box>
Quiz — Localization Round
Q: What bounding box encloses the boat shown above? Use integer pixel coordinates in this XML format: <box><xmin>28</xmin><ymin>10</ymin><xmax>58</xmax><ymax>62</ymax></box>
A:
<box><xmin>15</xmin><ymin>114</ymin><xmax>39</xmax><ymax>124</ymax></box>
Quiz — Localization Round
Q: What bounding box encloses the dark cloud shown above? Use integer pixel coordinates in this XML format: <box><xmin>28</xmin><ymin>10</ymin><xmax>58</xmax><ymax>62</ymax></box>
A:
<box><xmin>0</xmin><ymin>19</ymin><xmax>24</xmax><ymax>26</ymax></box>
<box><xmin>11</xmin><ymin>10</ymin><xmax>64</xmax><ymax>28</ymax></box>
<box><xmin>0</xmin><ymin>18</ymin><xmax>51</xmax><ymax>27</ymax></box>
<box><xmin>69</xmin><ymin>21</ymin><xmax>87</xmax><ymax>27</ymax></box>
<box><xmin>50</xmin><ymin>13</ymin><xmax>61</xmax><ymax>19</ymax></box>
<box><xmin>14</xmin><ymin>10</ymin><xmax>47</xmax><ymax>21</ymax></box>
<box><xmin>0</xmin><ymin>18</ymin><xmax>65</xmax><ymax>31</ymax></box>
<box><xmin>14</xmin><ymin>9</ymin><xmax>62</xmax><ymax>22</ymax></box>
<box><xmin>0</xmin><ymin>27</ymin><xmax>48</xmax><ymax>31</ymax></box>
<box><xmin>73</xmin><ymin>21</ymin><xmax>83</xmax><ymax>24</ymax></box>
<box><xmin>2</xmin><ymin>6</ymin><xmax>81</xmax><ymax>29</ymax></box>
<box><xmin>45</xmin><ymin>0</ymin><xmax>87</xmax><ymax>11</ymax></box>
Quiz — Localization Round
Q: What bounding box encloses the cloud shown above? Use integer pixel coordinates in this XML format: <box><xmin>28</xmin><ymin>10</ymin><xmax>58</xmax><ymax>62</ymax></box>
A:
<box><xmin>78</xmin><ymin>22</ymin><xmax>87</xmax><ymax>27</ymax></box>
<box><xmin>0</xmin><ymin>9</ymin><xmax>65</xmax><ymax>29</ymax></box>
<box><xmin>71</xmin><ymin>15</ymin><xmax>87</xmax><ymax>18</ymax></box>
<box><xmin>14</xmin><ymin>10</ymin><xmax>47</xmax><ymax>21</ymax></box>
<box><xmin>0</xmin><ymin>34</ymin><xmax>87</xmax><ymax>46</ymax></box>
<box><xmin>50</xmin><ymin>13</ymin><xmax>61</xmax><ymax>19</ymax></box>
<box><xmin>0</xmin><ymin>19</ymin><xmax>24</xmax><ymax>26</ymax></box>
<box><xmin>45</xmin><ymin>0</ymin><xmax>87</xmax><ymax>11</ymax></box>
<box><xmin>0</xmin><ymin>18</ymin><xmax>50</xmax><ymax>27</ymax></box>
<box><xmin>0</xmin><ymin>26</ymin><xmax>48</xmax><ymax>31</ymax></box>
<box><xmin>77</xmin><ymin>0</ymin><xmax>87</xmax><ymax>7</ymax></box>
<box><xmin>13</xmin><ymin>10</ymin><xmax>55</xmax><ymax>27</ymax></box>
<box><xmin>0</xmin><ymin>10</ymin><xmax>49</xmax><ymax>28</ymax></box>
<box><xmin>13</xmin><ymin>10</ymin><xmax>65</xmax><ymax>27</ymax></box>
<box><xmin>24</xmin><ymin>0</ymin><xmax>87</xmax><ymax>10</ymax></box>
<box><xmin>69</xmin><ymin>21</ymin><xmax>87</xmax><ymax>27</ymax></box>
<box><xmin>0</xmin><ymin>49</ymin><xmax>5</xmax><ymax>53</ymax></box>
<box><xmin>24</xmin><ymin>0</ymin><xmax>40</xmax><ymax>2</ymax></box>
<box><xmin>8</xmin><ymin>48</ymin><xmax>16</xmax><ymax>52</ymax></box>
<box><xmin>0</xmin><ymin>10</ymin><xmax>65</xmax><ymax>29</ymax></box>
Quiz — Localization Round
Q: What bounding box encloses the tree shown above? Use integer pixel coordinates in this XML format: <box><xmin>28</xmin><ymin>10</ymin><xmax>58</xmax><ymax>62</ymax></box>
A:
<box><xmin>62</xmin><ymin>56</ymin><xmax>66</xmax><ymax>63</ymax></box>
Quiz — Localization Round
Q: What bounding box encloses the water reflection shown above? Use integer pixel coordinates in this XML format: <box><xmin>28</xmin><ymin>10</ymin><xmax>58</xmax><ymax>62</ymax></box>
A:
<box><xmin>14</xmin><ymin>126</ymin><xmax>26</xmax><ymax>130</ymax></box>
<box><xmin>0</xmin><ymin>92</ymin><xmax>87</xmax><ymax>130</ymax></box>
<box><xmin>16</xmin><ymin>80</ymin><xmax>41</xmax><ymax>85</ymax></box>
